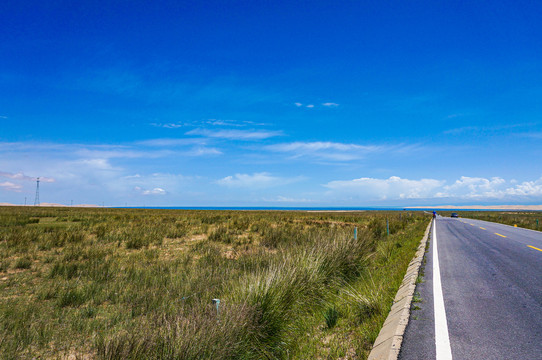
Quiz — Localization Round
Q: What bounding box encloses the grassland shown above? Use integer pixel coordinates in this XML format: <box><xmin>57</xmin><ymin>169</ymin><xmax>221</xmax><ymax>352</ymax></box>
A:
<box><xmin>0</xmin><ymin>207</ymin><xmax>429</xmax><ymax>359</ymax></box>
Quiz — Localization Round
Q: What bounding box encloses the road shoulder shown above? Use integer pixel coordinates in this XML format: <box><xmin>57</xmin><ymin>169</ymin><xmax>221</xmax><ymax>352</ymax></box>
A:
<box><xmin>368</xmin><ymin>221</ymin><xmax>432</xmax><ymax>360</ymax></box>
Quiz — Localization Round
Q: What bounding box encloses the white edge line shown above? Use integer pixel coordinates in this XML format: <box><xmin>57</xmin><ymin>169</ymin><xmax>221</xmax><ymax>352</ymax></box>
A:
<box><xmin>433</xmin><ymin>219</ymin><xmax>453</xmax><ymax>359</ymax></box>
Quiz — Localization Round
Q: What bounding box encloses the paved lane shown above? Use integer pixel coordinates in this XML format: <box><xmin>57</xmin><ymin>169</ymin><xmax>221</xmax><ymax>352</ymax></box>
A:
<box><xmin>400</xmin><ymin>217</ymin><xmax>542</xmax><ymax>360</ymax></box>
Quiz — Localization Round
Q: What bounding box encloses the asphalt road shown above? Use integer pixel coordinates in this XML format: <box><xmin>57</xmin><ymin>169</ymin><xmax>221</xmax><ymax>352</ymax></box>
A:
<box><xmin>399</xmin><ymin>217</ymin><xmax>542</xmax><ymax>360</ymax></box>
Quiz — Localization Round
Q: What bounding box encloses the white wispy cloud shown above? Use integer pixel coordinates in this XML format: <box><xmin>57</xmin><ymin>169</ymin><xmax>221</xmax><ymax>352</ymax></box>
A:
<box><xmin>0</xmin><ymin>181</ymin><xmax>23</xmax><ymax>192</ymax></box>
<box><xmin>152</xmin><ymin>119</ymin><xmax>266</xmax><ymax>129</ymax></box>
<box><xmin>162</xmin><ymin>123</ymin><xmax>183</xmax><ymax>129</ymax></box>
<box><xmin>73</xmin><ymin>158</ymin><xmax>118</xmax><ymax>171</ymax></box>
<box><xmin>294</xmin><ymin>102</ymin><xmax>339</xmax><ymax>108</ymax></box>
<box><xmin>266</xmin><ymin>141</ymin><xmax>384</xmax><ymax>161</ymax></box>
<box><xmin>75</xmin><ymin>148</ymin><xmax>175</xmax><ymax>159</ymax></box>
<box><xmin>122</xmin><ymin>174</ymin><xmax>142</xmax><ymax>179</ymax></box>
<box><xmin>435</xmin><ymin>176</ymin><xmax>506</xmax><ymax>198</ymax></box>
<box><xmin>205</xmin><ymin>119</ymin><xmax>261</xmax><ymax>127</ymax></box>
<box><xmin>270</xmin><ymin>142</ymin><xmax>376</xmax><ymax>152</ymax></box>
<box><xmin>0</xmin><ymin>140</ymin><xmax>206</xmax><ymax>204</ymax></box>
<box><xmin>186</xmin><ymin>128</ymin><xmax>283</xmax><ymax>140</ymax></box>
<box><xmin>134</xmin><ymin>186</ymin><xmax>167</xmax><ymax>195</ymax></box>
<box><xmin>443</xmin><ymin>126</ymin><xmax>479</xmax><ymax>135</ymax></box>
<box><xmin>135</xmin><ymin>138</ymin><xmax>222</xmax><ymax>155</ymax></box>
<box><xmin>436</xmin><ymin>176</ymin><xmax>542</xmax><ymax>199</ymax></box>
<box><xmin>136</xmin><ymin>138</ymin><xmax>206</xmax><ymax>147</ymax></box>
<box><xmin>263</xmin><ymin>196</ymin><xmax>314</xmax><ymax>203</ymax></box>
<box><xmin>325</xmin><ymin>176</ymin><xmax>444</xmax><ymax>200</ymax></box>
<box><xmin>516</xmin><ymin>131</ymin><xmax>542</xmax><ymax>139</ymax></box>
<box><xmin>151</xmin><ymin>122</ymin><xmax>187</xmax><ymax>128</ymax></box>
<box><xmin>502</xmin><ymin>178</ymin><xmax>542</xmax><ymax>196</ymax></box>
<box><xmin>123</xmin><ymin>173</ymin><xmax>191</xmax><ymax>197</ymax></box>
<box><xmin>185</xmin><ymin>147</ymin><xmax>222</xmax><ymax>156</ymax></box>
<box><xmin>444</xmin><ymin>122</ymin><xmax>536</xmax><ymax>135</ymax></box>
<box><xmin>323</xmin><ymin>175</ymin><xmax>542</xmax><ymax>202</ymax></box>
<box><xmin>0</xmin><ymin>142</ymin><xmax>145</xmax><ymax>158</ymax></box>
<box><xmin>0</xmin><ymin>171</ymin><xmax>55</xmax><ymax>183</ymax></box>
<box><xmin>217</xmin><ymin>172</ymin><xmax>302</xmax><ymax>189</ymax></box>
<box><xmin>0</xmin><ymin>141</ymin><xmax>74</xmax><ymax>152</ymax></box>
<box><xmin>0</xmin><ymin>140</ymin><xmax>218</xmax><ymax>161</ymax></box>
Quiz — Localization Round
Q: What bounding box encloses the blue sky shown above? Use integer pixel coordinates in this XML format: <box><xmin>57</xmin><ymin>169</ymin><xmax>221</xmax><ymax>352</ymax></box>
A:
<box><xmin>1</xmin><ymin>1</ymin><xmax>542</xmax><ymax>206</ymax></box>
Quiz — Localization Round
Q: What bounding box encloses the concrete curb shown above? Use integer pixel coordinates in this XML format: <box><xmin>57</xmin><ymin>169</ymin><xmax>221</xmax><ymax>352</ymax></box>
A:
<box><xmin>368</xmin><ymin>220</ymin><xmax>432</xmax><ymax>360</ymax></box>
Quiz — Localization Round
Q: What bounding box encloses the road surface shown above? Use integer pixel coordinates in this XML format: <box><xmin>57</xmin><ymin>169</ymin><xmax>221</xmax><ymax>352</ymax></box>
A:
<box><xmin>399</xmin><ymin>216</ymin><xmax>542</xmax><ymax>360</ymax></box>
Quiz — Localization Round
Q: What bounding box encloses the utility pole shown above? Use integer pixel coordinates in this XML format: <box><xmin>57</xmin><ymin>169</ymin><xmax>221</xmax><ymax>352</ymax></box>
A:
<box><xmin>34</xmin><ymin>178</ymin><xmax>40</xmax><ymax>206</ymax></box>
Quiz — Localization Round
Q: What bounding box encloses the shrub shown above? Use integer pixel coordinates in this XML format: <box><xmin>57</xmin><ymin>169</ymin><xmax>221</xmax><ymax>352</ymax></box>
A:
<box><xmin>165</xmin><ymin>224</ymin><xmax>187</xmax><ymax>238</ymax></box>
<box><xmin>208</xmin><ymin>225</ymin><xmax>233</xmax><ymax>243</ymax></box>
<box><xmin>367</xmin><ymin>218</ymin><xmax>386</xmax><ymax>239</ymax></box>
<box><xmin>14</xmin><ymin>257</ymin><xmax>32</xmax><ymax>269</ymax></box>
<box><xmin>0</xmin><ymin>260</ymin><xmax>11</xmax><ymax>272</ymax></box>
<box><xmin>125</xmin><ymin>236</ymin><xmax>147</xmax><ymax>249</ymax></box>
<box><xmin>81</xmin><ymin>306</ymin><xmax>97</xmax><ymax>318</ymax></box>
<box><xmin>57</xmin><ymin>288</ymin><xmax>86</xmax><ymax>307</ymax></box>
<box><xmin>49</xmin><ymin>262</ymin><xmax>79</xmax><ymax>279</ymax></box>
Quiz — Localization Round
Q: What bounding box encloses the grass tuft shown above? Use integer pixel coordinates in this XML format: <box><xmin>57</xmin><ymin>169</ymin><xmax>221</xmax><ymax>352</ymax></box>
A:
<box><xmin>324</xmin><ymin>306</ymin><xmax>339</xmax><ymax>329</ymax></box>
<box><xmin>57</xmin><ymin>287</ymin><xmax>86</xmax><ymax>308</ymax></box>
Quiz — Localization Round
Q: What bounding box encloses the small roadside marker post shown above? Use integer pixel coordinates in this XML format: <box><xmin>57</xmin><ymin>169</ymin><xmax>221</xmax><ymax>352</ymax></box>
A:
<box><xmin>212</xmin><ymin>298</ymin><xmax>220</xmax><ymax>317</ymax></box>
<box><xmin>386</xmin><ymin>219</ymin><xmax>390</xmax><ymax>236</ymax></box>
<box><xmin>537</xmin><ymin>219</ymin><xmax>539</xmax><ymax>230</ymax></box>
<box><xmin>354</xmin><ymin>227</ymin><xmax>357</xmax><ymax>240</ymax></box>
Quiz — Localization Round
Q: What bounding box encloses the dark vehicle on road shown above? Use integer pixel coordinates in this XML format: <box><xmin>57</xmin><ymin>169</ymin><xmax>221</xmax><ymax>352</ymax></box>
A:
<box><xmin>451</xmin><ymin>212</ymin><xmax>459</xmax><ymax>218</ymax></box>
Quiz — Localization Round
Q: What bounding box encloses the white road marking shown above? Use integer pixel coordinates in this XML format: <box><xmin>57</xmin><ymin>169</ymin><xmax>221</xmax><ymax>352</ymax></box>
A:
<box><xmin>433</xmin><ymin>219</ymin><xmax>453</xmax><ymax>359</ymax></box>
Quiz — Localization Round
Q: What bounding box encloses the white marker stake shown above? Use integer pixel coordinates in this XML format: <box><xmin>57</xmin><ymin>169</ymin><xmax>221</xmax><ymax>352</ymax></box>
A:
<box><xmin>433</xmin><ymin>219</ymin><xmax>453</xmax><ymax>359</ymax></box>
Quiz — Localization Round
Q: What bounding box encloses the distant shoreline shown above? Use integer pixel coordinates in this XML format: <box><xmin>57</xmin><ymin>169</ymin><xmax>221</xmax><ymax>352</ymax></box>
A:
<box><xmin>1</xmin><ymin>203</ymin><xmax>541</xmax><ymax>211</ymax></box>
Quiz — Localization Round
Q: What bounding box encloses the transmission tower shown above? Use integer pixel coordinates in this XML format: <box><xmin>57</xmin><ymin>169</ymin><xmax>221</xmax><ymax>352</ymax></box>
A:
<box><xmin>34</xmin><ymin>177</ymin><xmax>40</xmax><ymax>206</ymax></box>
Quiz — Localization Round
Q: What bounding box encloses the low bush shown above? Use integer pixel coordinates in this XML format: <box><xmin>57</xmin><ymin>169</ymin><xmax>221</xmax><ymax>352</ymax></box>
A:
<box><xmin>14</xmin><ymin>257</ymin><xmax>32</xmax><ymax>269</ymax></box>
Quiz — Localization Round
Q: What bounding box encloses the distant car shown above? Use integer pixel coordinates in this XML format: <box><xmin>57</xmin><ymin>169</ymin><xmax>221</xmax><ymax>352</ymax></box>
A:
<box><xmin>451</xmin><ymin>213</ymin><xmax>459</xmax><ymax>218</ymax></box>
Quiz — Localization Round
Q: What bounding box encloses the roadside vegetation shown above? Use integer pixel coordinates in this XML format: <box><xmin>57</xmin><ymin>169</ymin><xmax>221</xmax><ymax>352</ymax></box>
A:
<box><xmin>0</xmin><ymin>207</ymin><xmax>429</xmax><ymax>359</ymax></box>
<box><xmin>443</xmin><ymin>211</ymin><xmax>541</xmax><ymax>231</ymax></box>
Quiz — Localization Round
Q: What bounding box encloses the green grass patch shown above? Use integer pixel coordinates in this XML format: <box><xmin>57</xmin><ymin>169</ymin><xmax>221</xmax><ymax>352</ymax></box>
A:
<box><xmin>0</xmin><ymin>206</ymin><xmax>429</xmax><ymax>359</ymax></box>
